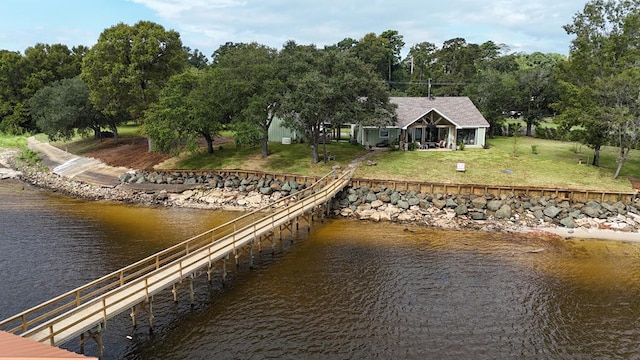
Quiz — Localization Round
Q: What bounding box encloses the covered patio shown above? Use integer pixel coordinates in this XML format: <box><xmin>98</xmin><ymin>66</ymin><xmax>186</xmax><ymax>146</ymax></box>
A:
<box><xmin>400</xmin><ymin>111</ymin><xmax>455</xmax><ymax>150</ymax></box>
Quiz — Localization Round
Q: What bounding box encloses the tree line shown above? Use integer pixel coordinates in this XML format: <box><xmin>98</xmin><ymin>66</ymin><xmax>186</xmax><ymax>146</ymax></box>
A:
<box><xmin>1</xmin><ymin>0</ymin><xmax>638</xmax><ymax>172</ymax></box>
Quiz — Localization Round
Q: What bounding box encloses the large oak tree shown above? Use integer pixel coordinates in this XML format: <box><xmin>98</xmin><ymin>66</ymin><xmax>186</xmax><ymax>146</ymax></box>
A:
<box><xmin>81</xmin><ymin>21</ymin><xmax>185</xmax><ymax>144</ymax></box>
<box><xmin>213</xmin><ymin>42</ymin><xmax>286</xmax><ymax>158</ymax></box>
<box><xmin>29</xmin><ymin>77</ymin><xmax>110</xmax><ymax>141</ymax></box>
<box><xmin>280</xmin><ymin>45</ymin><xmax>396</xmax><ymax>164</ymax></box>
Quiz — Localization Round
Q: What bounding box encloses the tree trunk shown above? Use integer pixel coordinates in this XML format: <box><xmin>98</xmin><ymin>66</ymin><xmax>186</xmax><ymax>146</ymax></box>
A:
<box><xmin>613</xmin><ymin>160</ymin><xmax>624</xmax><ymax>179</ymax></box>
<box><xmin>110</xmin><ymin>125</ymin><xmax>119</xmax><ymax>145</ymax></box>
<box><xmin>322</xmin><ymin>133</ymin><xmax>328</xmax><ymax>163</ymax></box>
<box><xmin>526</xmin><ymin>121</ymin><xmax>533</xmax><ymax>137</ymax></box>
<box><xmin>311</xmin><ymin>144</ymin><xmax>319</xmax><ymax>164</ymax></box>
<box><xmin>261</xmin><ymin>118</ymin><xmax>273</xmax><ymax>159</ymax></box>
<box><xmin>204</xmin><ymin>133</ymin><xmax>214</xmax><ymax>154</ymax></box>
<box><xmin>261</xmin><ymin>136</ymin><xmax>268</xmax><ymax>158</ymax></box>
<box><xmin>592</xmin><ymin>145</ymin><xmax>601</xmax><ymax>166</ymax></box>
<box><xmin>613</xmin><ymin>147</ymin><xmax>629</xmax><ymax>179</ymax></box>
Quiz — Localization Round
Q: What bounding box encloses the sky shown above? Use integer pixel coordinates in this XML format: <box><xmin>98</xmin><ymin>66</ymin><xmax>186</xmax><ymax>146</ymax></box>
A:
<box><xmin>0</xmin><ymin>0</ymin><xmax>589</xmax><ymax>58</ymax></box>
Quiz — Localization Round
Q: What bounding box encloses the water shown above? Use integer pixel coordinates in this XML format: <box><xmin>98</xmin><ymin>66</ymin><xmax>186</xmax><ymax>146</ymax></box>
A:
<box><xmin>2</xmin><ymin>180</ymin><xmax>640</xmax><ymax>359</ymax></box>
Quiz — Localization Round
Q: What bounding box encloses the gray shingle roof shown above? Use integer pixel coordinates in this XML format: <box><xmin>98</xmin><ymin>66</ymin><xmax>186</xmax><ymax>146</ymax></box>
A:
<box><xmin>390</xmin><ymin>97</ymin><xmax>490</xmax><ymax>129</ymax></box>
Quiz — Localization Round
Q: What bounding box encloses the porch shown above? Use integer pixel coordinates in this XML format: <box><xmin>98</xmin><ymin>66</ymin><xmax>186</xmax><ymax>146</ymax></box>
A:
<box><xmin>399</xmin><ymin>123</ymin><xmax>456</xmax><ymax>151</ymax></box>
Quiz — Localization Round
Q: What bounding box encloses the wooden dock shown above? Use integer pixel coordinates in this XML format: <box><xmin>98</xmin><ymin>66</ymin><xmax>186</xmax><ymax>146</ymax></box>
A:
<box><xmin>0</xmin><ymin>169</ymin><xmax>352</xmax><ymax>357</ymax></box>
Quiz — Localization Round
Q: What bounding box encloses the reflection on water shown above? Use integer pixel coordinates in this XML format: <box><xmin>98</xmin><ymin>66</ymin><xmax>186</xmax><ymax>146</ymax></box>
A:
<box><xmin>2</xmin><ymin>181</ymin><xmax>640</xmax><ymax>359</ymax></box>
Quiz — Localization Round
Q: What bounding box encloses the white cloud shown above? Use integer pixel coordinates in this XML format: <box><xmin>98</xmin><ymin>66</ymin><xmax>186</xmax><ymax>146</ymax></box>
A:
<box><xmin>128</xmin><ymin>0</ymin><xmax>587</xmax><ymax>57</ymax></box>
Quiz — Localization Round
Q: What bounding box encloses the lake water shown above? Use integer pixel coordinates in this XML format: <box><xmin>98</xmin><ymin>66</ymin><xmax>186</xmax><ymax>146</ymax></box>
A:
<box><xmin>2</xmin><ymin>180</ymin><xmax>640</xmax><ymax>359</ymax></box>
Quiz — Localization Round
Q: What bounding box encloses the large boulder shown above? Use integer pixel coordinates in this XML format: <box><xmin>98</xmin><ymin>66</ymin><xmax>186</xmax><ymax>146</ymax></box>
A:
<box><xmin>432</xmin><ymin>199</ymin><xmax>447</xmax><ymax>210</ymax></box>
<box><xmin>376</xmin><ymin>193</ymin><xmax>391</xmax><ymax>203</ymax></box>
<box><xmin>455</xmin><ymin>204</ymin><xmax>468</xmax><ymax>215</ymax></box>
<box><xmin>560</xmin><ymin>216</ymin><xmax>578</xmax><ymax>228</ymax></box>
<box><xmin>471</xmin><ymin>197</ymin><xmax>487</xmax><ymax>209</ymax></box>
<box><xmin>471</xmin><ymin>211</ymin><xmax>487</xmax><ymax>220</ymax></box>
<box><xmin>495</xmin><ymin>205</ymin><xmax>512</xmax><ymax>220</ymax></box>
<box><xmin>390</xmin><ymin>191</ymin><xmax>401</xmax><ymax>205</ymax></box>
<box><xmin>397</xmin><ymin>199</ymin><xmax>410</xmax><ymax>210</ymax></box>
<box><xmin>487</xmin><ymin>200</ymin><xmax>503</xmax><ymax>212</ymax></box>
<box><xmin>580</xmin><ymin>204</ymin><xmax>601</xmax><ymax>218</ymax></box>
<box><xmin>543</xmin><ymin>206</ymin><xmax>562</xmax><ymax>218</ymax></box>
<box><xmin>445</xmin><ymin>198</ymin><xmax>458</xmax><ymax>208</ymax></box>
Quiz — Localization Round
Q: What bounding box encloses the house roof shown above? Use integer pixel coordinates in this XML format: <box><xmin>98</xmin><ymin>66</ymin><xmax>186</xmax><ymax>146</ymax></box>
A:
<box><xmin>390</xmin><ymin>97</ymin><xmax>490</xmax><ymax>129</ymax></box>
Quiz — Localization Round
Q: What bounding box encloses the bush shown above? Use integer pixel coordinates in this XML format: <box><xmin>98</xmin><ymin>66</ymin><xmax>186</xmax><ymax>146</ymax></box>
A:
<box><xmin>533</xmin><ymin>125</ymin><xmax>558</xmax><ymax>140</ymax></box>
<box><xmin>408</xmin><ymin>142</ymin><xmax>417</xmax><ymax>151</ymax></box>
<box><xmin>18</xmin><ymin>148</ymin><xmax>41</xmax><ymax>166</ymax></box>
<box><xmin>531</xmin><ymin>144</ymin><xmax>538</xmax><ymax>154</ymax></box>
<box><xmin>506</xmin><ymin>123</ymin><xmax>522</xmax><ymax>137</ymax></box>
<box><xmin>457</xmin><ymin>141</ymin><xmax>465</xmax><ymax>151</ymax></box>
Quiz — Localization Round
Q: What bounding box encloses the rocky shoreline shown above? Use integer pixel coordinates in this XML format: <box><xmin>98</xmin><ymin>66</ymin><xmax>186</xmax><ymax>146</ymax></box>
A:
<box><xmin>3</xmin><ymin>150</ymin><xmax>640</xmax><ymax>239</ymax></box>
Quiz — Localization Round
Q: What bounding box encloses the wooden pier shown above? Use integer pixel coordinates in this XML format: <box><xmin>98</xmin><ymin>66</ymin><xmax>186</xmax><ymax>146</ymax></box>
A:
<box><xmin>0</xmin><ymin>169</ymin><xmax>352</xmax><ymax>358</ymax></box>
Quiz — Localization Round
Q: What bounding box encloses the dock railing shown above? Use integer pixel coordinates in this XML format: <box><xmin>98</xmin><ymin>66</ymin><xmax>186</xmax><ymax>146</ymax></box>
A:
<box><xmin>0</xmin><ymin>169</ymin><xmax>351</xmax><ymax>346</ymax></box>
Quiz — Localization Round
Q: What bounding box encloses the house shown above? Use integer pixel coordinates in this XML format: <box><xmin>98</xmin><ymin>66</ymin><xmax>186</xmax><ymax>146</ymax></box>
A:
<box><xmin>268</xmin><ymin>116</ymin><xmax>299</xmax><ymax>143</ymax></box>
<box><xmin>356</xmin><ymin>97</ymin><xmax>490</xmax><ymax>150</ymax></box>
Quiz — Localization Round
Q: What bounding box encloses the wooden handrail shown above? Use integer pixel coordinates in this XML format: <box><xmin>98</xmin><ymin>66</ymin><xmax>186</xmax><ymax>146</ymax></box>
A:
<box><xmin>0</xmin><ymin>169</ymin><xmax>345</xmax><ymax>337</ymax></box>
<box><xmin>16</xmin><ymin>169</ymin><xmax>353</xmax><ymax>345</ymax></box>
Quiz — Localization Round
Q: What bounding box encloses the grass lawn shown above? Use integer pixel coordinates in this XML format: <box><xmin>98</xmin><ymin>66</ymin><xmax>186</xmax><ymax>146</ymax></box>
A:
<box><xmin>174</xmin><ymin>141</ymin><xmax>369</xmax><ymax>177</ymax></box>
<box><xmin>0</xmin><ymin>133</ymin><xmax>28</xmax><ymax>148</ymax></box>
<box><xmin>43</xmin><ymin>123</ymin><xmax>145</xmax><ymax>153</ymax></box>
<box><xmin>355</xmin><ymin>137</ymin><xmax>638</xmax><ymax>192</ymax></box>
<box><xmin>11</xmin><ymin>125</ymin><xmax>638</xmax><ymax>192</ymax></box>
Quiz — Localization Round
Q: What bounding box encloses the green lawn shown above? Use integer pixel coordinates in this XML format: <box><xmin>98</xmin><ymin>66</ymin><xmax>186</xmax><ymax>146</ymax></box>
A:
<box><xmin>6</xmin><ymin>128</ymin><xmax>638</xmax><ymax>192</ymax></box>
<box><xmin>354</xmin><ymin>137</ymin><xmax>638</xmax><ymax>192</ymax></box>
<box><xmin>175</xmin><ymin>141</ymin><xmax>369</xmax><ymax>177</ymax></box>
<box><xmin>0</xmin><ymin>133</ymin><xmax>28</xmax><ymax>148</ymax></box>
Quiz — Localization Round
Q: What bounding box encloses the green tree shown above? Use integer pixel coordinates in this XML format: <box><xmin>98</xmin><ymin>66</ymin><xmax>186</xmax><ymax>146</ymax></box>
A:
<box><xmin>406</xmin><ymin>41</ymin><xmax>438</xmax><ymax>96</ymax></box>
<box><xmin>29</xmin><ymin>77</ymin><xmax>109</xmax><ymax>141</ymax></box>
<box><xmin>353</xmin><ymin>32</ymin><xmax>392</xmax><ymax>81</ymax></box>
<box><xmin>82</xmin><ymin>21</ymin><xmax>185</xmax><ymax>145</ymax></box>
<box><xmin>557</xmin><ymin>0</ymin><xmax>640</xmax><ymax>170</ymax></box>
<box><xmin>467</xmin><ymin>69</ymin><xmax>517</xmax><ymax>137</ymax></box>
<box><xmin>183</xmin><ymin>46</ymin><xmax>209</xmax><ymax>68</ymax></box>
<box><xmin>0</xmin><ymin>44</ymin><xmax>86</xmax><ymax>134</ymax></box>
<box><xmin>0</xmin><ymin>50</ymin><xmax>28</xmax><ymax>134</ymax></box>
<box><xmin>213</xmin><ymin>42</ymin><xmax>286</xmax><ymax>158</ymax></box>
<box><xmin>144</xmin><ymin>67</ymin><xmax>234</xmax><ymax>155</ymax></box>
<box><xmin>432</xmin><ymin>37</ymin><xmax>480</xmax><ymax>96</ymax></box>
<box><xmin>514</xmin><ymin>66</ymin><xmax>559</xmax><ymax>136</ymax></box>
<box><xmin>281</xmin><ymin>47</ymin><xmax>396</xmax><ymax>163</ymax></box>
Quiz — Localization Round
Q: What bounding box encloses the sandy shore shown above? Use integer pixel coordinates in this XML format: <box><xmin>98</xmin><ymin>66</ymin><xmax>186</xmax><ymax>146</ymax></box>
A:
<box><xmin>527</xmin><ymin>226</ymin><xmax>640</xmax><ymax>242</ymax></box>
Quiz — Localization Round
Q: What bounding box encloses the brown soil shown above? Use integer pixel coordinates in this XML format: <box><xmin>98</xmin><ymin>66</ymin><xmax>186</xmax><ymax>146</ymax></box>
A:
<box><xmin>84</xmin><ymin>137</ymin><xmax>171</xmax><ymax>170</ymax></box>
<box><xmin>84</xmin><ymin>136</ymin><xmax>233</xmax><ymax>170</ymax></box>
<box><xmin>629</xmin><ymin>177</ymin><xmax>640</xmax><ymax>190</ymax></box>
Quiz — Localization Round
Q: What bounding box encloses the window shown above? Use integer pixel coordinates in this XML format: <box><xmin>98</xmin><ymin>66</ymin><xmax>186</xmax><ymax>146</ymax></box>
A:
<box><xmin>456</xmin><ymin>129</ymin><xmax>476</xmax><ymax>145</ymax></box>
<box><xmin>379</xmin><ymin>128</ymin><xmax>389</xmax><ymax>138</ymax></box>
